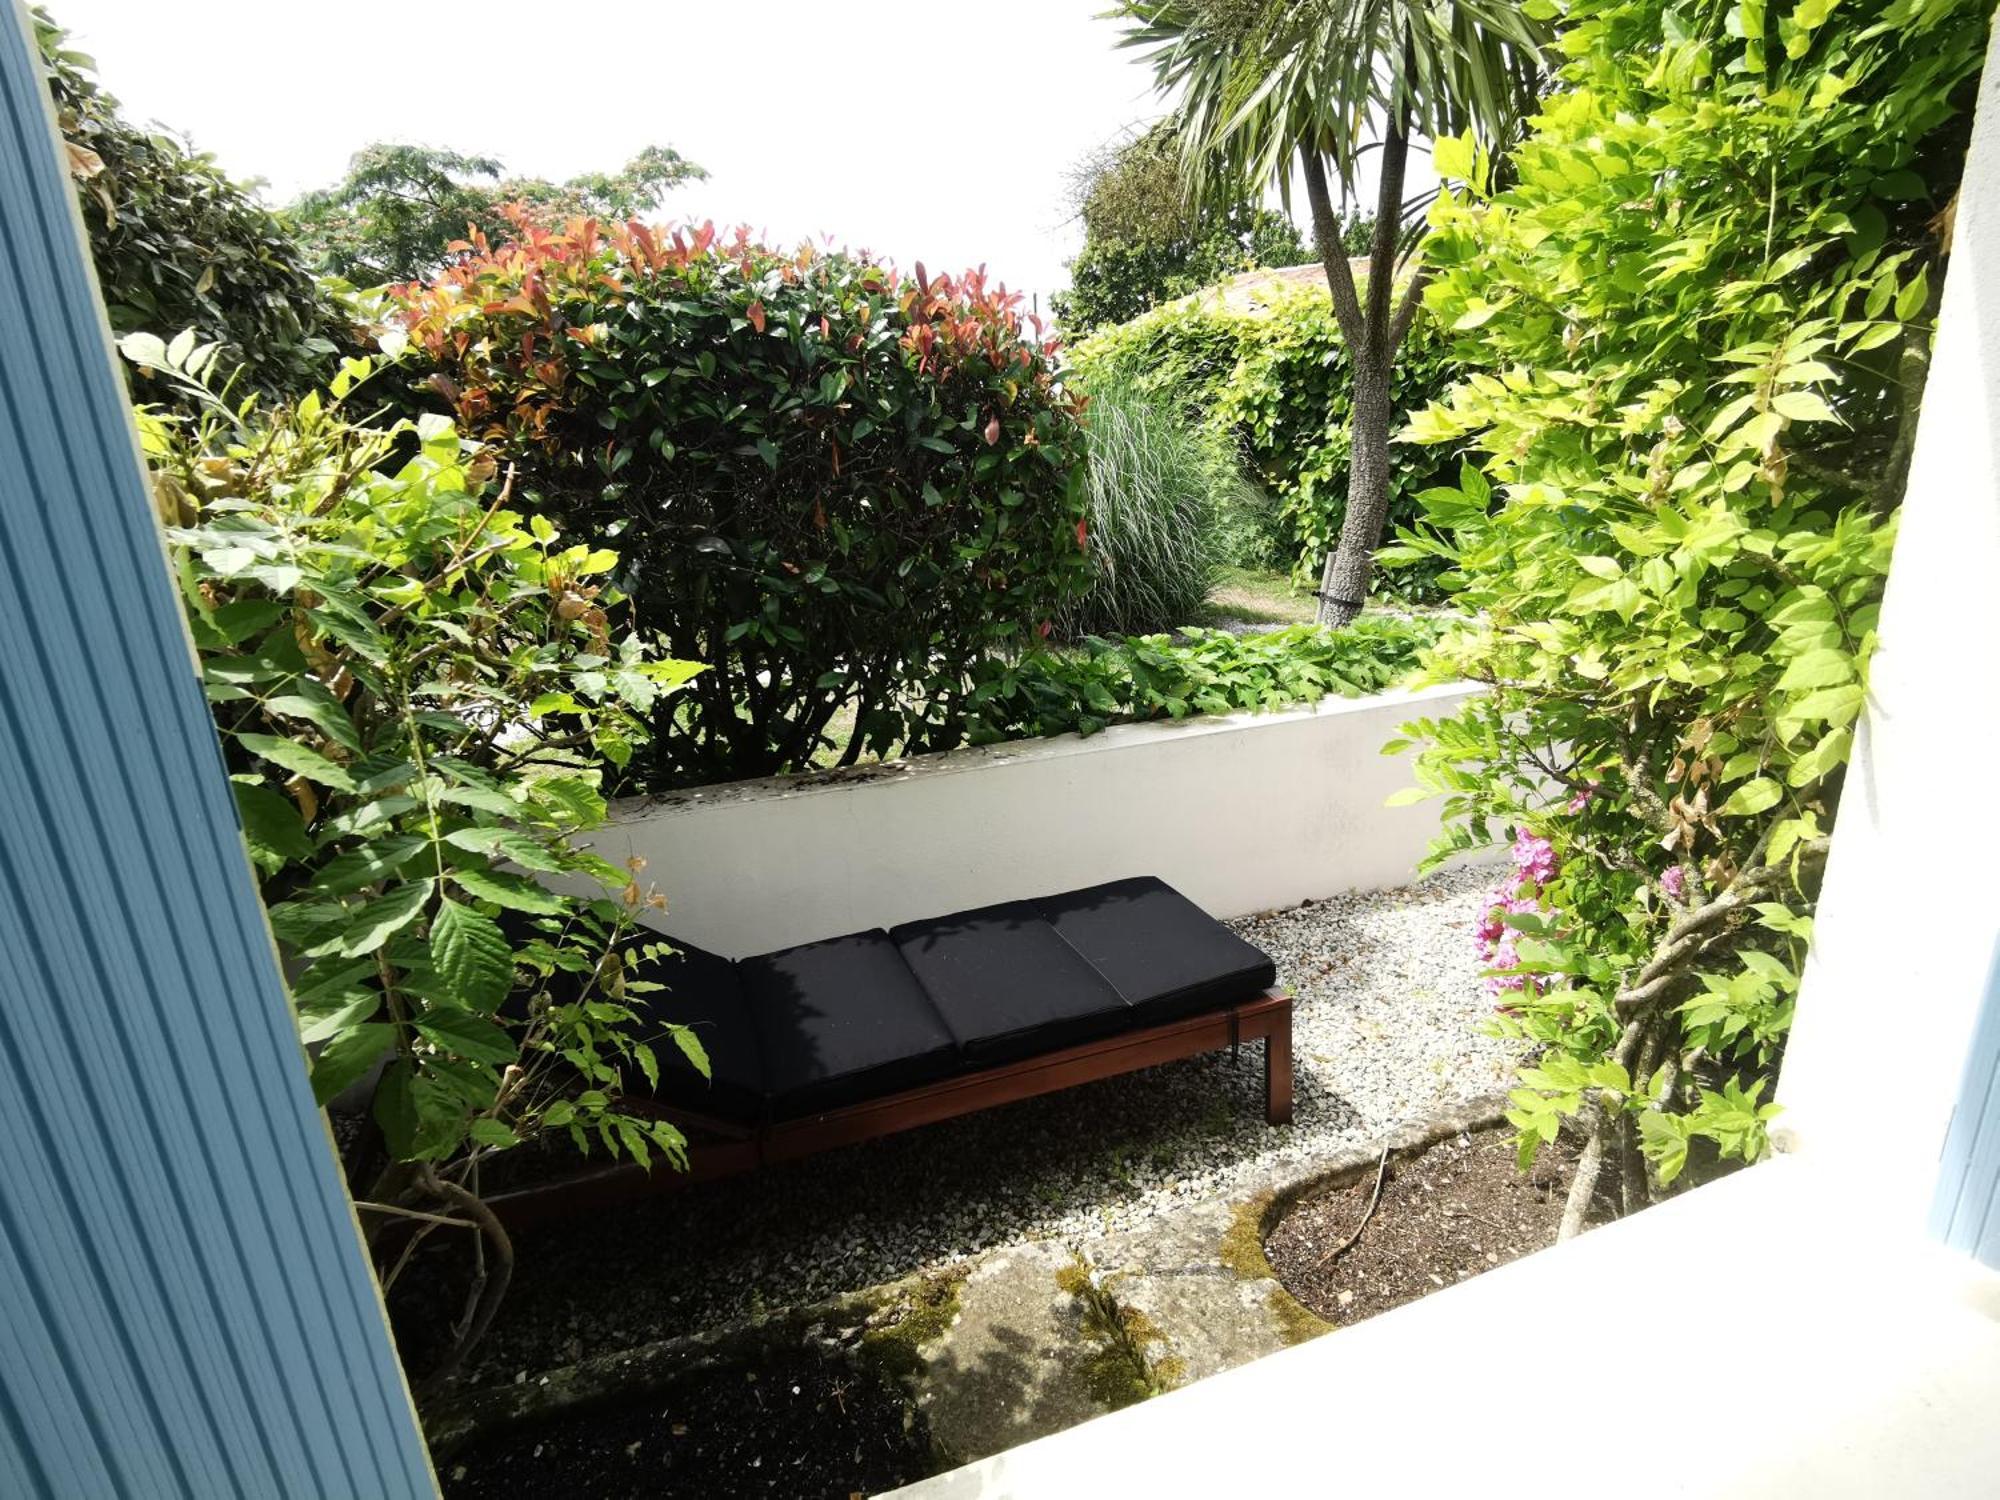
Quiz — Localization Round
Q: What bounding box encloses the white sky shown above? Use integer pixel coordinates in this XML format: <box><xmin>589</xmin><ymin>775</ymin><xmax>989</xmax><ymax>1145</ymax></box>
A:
<box><xmin>49</xmin><ymin>0</ymin><xmax>1427</xmax><ymax>313</ymax></box>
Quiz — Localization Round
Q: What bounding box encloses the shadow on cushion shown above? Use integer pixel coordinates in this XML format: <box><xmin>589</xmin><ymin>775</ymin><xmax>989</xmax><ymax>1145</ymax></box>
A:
<box><xmin>738</xmin><ymin>929</ymin><xmax>958</xmax><ymax>1119</ymax></box>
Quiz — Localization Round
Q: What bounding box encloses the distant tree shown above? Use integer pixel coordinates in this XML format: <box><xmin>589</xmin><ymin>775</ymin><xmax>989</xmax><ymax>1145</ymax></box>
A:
<box><xmin>33</xmin><ymin>5</ymin><xmax>344</xmax><ymax>401</ymax></box>
<box><xmin>285</xmin><ymin>142</ymin><xmax>707</xmax><ymax>284</ymax></box>
<box><xmin>1117</xmin><ymin>0</ymin><xmax>1547</xmax><ymax>625</ymax></box>
<box><xmin>1053</xmin><ymin>122</ymin><xmax>1320</xmax><ymax>333</ymax></box>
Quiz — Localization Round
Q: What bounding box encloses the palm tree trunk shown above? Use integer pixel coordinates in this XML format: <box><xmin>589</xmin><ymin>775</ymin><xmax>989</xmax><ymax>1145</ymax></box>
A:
<box><xmin>1318</xmin><ymin>351</ymin><xmax>1392</xmax><ymax>626</ymax></box>
<box><xmin>1309</xmin><ymin>102</ymin><xmax>1415</xmax><ymax>627</ymax></box>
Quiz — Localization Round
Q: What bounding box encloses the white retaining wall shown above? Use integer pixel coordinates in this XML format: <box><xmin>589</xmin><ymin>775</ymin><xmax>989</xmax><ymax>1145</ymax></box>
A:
<box><xmin>579</xmin><ymin>680</ymin><xmax>1485</xmax><ymax>957</ymax></box>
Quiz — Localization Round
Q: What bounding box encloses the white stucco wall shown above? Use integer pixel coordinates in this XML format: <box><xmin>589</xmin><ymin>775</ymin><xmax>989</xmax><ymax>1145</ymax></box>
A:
<box><xmin>578</xmin><ymin>681</ymin><xmax>1485</xmax><ymax>957</ymax></box>
<box><xmin>1776</xmin><ymin>27</ymin><xmax>2000</xmax><ymax>1230</ymax></box>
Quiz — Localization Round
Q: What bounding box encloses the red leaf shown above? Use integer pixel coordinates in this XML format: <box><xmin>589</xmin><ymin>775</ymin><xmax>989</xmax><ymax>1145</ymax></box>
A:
<box><xmin>1075</xmin><ymin>519</ymin><xmax>1089</xmax><ymax>551</ymax></box>
<box><xmin>983</xmin><ymin>414</ymin><xmax>1001</xmax><ymax>446</ymax></box>
<box><xmin>747</xmin><ymin>300</ymin><xmax>767</xmax><ymax>334</ymax></box>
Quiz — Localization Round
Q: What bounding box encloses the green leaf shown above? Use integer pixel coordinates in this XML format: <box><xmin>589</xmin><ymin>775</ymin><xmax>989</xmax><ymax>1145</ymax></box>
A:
<box><xmin>236</xmin><ymin>734</ymin><xmax>355</xmax><ymax>791</ymax></box>
<box><xmin>468</xmin><ymin>1118</ymin><xmax>520</xmax><ymax>1149</ymax></box>
<box><xmin>450</xmin><ymin>866</ymin><xmax>566</xmax><ymax>914</ymax></box>
<box><xmin>1776</xmin><ymin>648</ymin><xmax>1855</xmax><ymax>692</ymax></box>
<box><xmin>440</xmin><ymin>784</ymin><xmax>523</xmax><ymax>817</ymax></box>
<box><xmin>373</xmin><ymin>1059</ymin><xmax>420</xmax><ymax>1158</ymax></box>
<box><xmin>297</xmin><ymin>988</ymin><xmax>379</xmax><ymax>1046</ymax></box>
<box><xmin>261</xmin><ymin>692</ymin><xmax>362</xmax><ymax>754</ymax></box>
<box><xmin>443</xmin><ymin>825</ymin><xmax>567</xmax><ymax>874</ymax></box>
<box><xmin>340</xmin><ymin>879</ymin><xmax>434</xmax><ymax>955</ymax></box>
<box><xmin>415</xmin><ymin>1008</ymin><xmax>518</xmax><ymax>1066</ymax></box>
<box><xmin>429</xmin><ymin>896</ymin><xmax>515</xmax><ymax>1010</ymax></box>
<box><xmin>1771</xmin><ymin>390</ymin><xmax>1836</xmax><ymax>424</ymax></box>
<box><xmin>1719</xmin><ymin>777</ymin><xmax>1784</xmax><ymax>818</ymax></box>
<box><xmin>234</xmin><ymin>783</ymin><xmax>313</xmax><ymax>869</ymax></box>
<box><xmin>310</xmin><ymin>1022</ymin><xmax>395</xmax><ymax>1106</ymax></box>
<box><xmin>314</xmin><ymin>835</ymin><xmax>428</xmax><ymax>895</ymax></box>
<box><xmin>1431</xmin><ymin>133</ymin><xmax>1475</xmax><ymax>181</ymax></box>
<box><xmin>671</xmin><ymin>1024</ymin><xmax>712</xmax><ymax>1081</ymax></box>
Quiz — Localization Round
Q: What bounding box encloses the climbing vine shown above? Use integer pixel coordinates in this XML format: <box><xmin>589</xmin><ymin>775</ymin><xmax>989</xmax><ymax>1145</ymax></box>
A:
<box><xmin>1388</xmin><ymin>0</ymin><xmax>1990</xmax><ymax>1226</ymax></box>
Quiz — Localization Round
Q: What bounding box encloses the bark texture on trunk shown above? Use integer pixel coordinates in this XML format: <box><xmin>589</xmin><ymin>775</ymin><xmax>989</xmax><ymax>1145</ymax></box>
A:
<box><xmin>1319</xmin><ymin>367</ymin><xmax>1391</xmax><ymax>626</ymax></box>
<box><xmin>1303</xmin><ymin>89</ymin><xmax>1419</xmax><ymax>627</ymax></box>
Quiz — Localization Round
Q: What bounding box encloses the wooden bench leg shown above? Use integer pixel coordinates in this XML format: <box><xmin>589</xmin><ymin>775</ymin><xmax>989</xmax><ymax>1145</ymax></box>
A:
<box><xmin>1265</xmin><ymin>1003</ymin><xmax>1293</xmax><ymax>1125</ymax></box>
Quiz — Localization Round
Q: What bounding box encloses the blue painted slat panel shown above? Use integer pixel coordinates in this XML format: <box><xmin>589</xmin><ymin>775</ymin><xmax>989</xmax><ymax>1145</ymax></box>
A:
<box><xmin>1931</xmin><ymin>947</ymin><xmax>2000</xmax><ymax>1267</ymax></box>
<box><xmin>0</xmin><ymin>4</ymin><xmax>435</xmax><ymax>1495</ymax></box>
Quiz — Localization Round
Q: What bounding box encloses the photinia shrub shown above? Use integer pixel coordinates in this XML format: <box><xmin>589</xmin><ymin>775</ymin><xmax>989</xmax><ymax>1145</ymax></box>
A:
<box><xmin>394</xmin><ymin>218</ymin><xmax>1091</xmax><ymax>787</ymax></box>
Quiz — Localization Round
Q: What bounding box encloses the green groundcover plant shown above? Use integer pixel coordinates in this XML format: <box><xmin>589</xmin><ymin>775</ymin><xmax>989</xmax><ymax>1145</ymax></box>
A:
<box><xmin>136</xmin><ymin>335</ymin><xmax>704</xmax><ymax>1391</ymax></box>
<box><xmin>395</xmin><ymin>217</ymin><xmax>1091</xmax><ymax>788</ymax></box>
<box><xmin>969</xmin><ymin>617</ymin><xmax>1439</xmax><ymax>743</ymax></box>
<box><xmin>1387</xmin><ymin>0</ymin><xmax>1989</xmax><ymax>1231</ymax></box>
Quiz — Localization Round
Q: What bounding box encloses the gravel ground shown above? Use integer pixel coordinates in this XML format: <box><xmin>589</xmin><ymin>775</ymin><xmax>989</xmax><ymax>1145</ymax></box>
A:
<box><xmin>462</xmin><ymin>864</ymin><xmax>1518</xmax><ymax>1382</ymax></box>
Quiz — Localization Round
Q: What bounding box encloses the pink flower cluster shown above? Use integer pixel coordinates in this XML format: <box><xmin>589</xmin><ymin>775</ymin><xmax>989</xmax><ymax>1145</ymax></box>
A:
<box><xmin>1476</xmin><ymin>830</ymin><xmax>1559</xmax><ymax>998</ymax></box>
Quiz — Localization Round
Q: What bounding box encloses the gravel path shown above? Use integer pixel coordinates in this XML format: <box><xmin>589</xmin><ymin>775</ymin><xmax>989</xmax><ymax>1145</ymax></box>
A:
<box><xmin>466</xmin><ymin>865</ymin><xmax>1518</xmax><ymax>1381</ymax></box>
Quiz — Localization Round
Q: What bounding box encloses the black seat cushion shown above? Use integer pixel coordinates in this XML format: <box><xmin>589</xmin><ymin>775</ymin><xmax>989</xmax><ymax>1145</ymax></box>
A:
<box><xmin>1036</xmin><ymin>877</ymin><xmax>1276</xmax><ymax>1023</ymax></box>
<box><xmin>892</xmin><ymin>905</ymin><xmax>1131</xmax><ymax>1066</ymax></box>
<box><xmin>502</xmin><ymin>926</ymin><xmax>768</xmax><ymax>1125</ymax></box>
<box><xmin>621</xmin><ymin>936</ymin><xmax>768</xmax><ymax>1124</ymax></box>
<box><xmin>739</xmin><ymin>929</ymin><xmax>958</xmax><ymax>1119</ymax></box>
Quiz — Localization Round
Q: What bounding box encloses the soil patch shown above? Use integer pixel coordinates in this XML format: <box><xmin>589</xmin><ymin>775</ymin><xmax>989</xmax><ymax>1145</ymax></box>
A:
<box><xmin>1266</xmin><ymin>1127</ymin><xmax>1597</xmax><ymax>1324</ymax></box>
<box><xmin>438</xmin><ymin>1346</ymin><xmax>931</xmax><ymax>1499</ymax></box>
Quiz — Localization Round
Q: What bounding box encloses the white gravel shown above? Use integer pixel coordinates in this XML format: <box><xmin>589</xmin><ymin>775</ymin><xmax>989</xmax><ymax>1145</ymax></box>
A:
<box><xmin>473</xmin><ymin>864</ymin><xmax>1520</xmax><ymax>1377</ymax></box>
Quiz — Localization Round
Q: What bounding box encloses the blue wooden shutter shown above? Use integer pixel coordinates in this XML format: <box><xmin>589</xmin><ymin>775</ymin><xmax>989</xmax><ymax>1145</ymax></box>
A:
<box><xmin>0</xmin><ymin>4</ymin><xmax>434</xmax><ymax>1494</ymax></box>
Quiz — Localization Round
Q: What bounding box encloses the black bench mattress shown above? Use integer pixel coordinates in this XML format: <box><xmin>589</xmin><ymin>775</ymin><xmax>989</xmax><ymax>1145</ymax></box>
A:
<box><xmin>606</xmin><ymin>876</ymin><xmax>1277</xmax><ymax>1124</ymax></box>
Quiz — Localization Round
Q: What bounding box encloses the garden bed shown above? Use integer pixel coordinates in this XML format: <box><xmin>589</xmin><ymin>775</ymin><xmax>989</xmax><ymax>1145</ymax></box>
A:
<box><xmin>438</xmin><ymin>1344</ymin><xmax>930</xmax><ymax>1499</ymax></box>
<box><xmin>1264</xmin><ymin>1126</ymin><xmax>1603</xmax><ymax>1324</ymax></box>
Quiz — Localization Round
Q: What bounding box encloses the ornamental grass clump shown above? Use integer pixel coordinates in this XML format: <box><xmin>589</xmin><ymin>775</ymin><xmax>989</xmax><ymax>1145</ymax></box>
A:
<box><xmin>1059</xmin><ymin>371</ymin><xmax>1227</xmax><ymax>638</ymax></box>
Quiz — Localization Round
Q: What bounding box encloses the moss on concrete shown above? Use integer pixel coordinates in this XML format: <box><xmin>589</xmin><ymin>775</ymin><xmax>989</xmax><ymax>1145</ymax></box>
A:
<box><xmin>1057</xmin><ymin>1254</ymin><xmax>1185</xmax><ymax>1411</ymax></box>
<box><xmin>1218</xmin><ymin>1192</ymin><xmax>1277</xmax><ymax>1279</ymax></box>
<box><xmin>1266</xmin><ymin>1287</ymin><xmax>1335</xmax><ymax>1346</ymax></box>
<box><xmin>1218</xmin><ymin>1192</ymin><xmax>1334</xmax><ymax>1346</ymax></box>
<box><xmin>858</xmin><ymin>1265</ymin><xmax>969</xmax><ymax>1382</ymax></box>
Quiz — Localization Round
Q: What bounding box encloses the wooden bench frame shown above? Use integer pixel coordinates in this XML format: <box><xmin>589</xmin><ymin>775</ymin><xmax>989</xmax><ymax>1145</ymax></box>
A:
<box><xmin>486</xmin><ymin>987</ymin><xmax>1293</xmax><ymax>1231</ymax></box>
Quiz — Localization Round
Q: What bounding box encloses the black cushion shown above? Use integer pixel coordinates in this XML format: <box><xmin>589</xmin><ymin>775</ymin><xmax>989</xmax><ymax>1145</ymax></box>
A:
<box><xmin>892</xmin><ymin>905</ymin><xmax>1131</xmax><ymax>1065</ymax></box>
<box><xmin>739</xmin><ymin>929</ymin><xmax>958</xmax><ymax>1119</ymax></box>
<box><xmin>503</xmin><ymin>927</ymin><xmax>768</xmax><ymax>1125</ymax></box>
<box><xmin>621</xmin><ymin>936</ymin><xmax>768</xmax><ymax>1125</ymax></box>
<box><xmin>1036</xmin><ymin>877</ymin><xmax>1275</xmax><ymax>1023</ymax></box>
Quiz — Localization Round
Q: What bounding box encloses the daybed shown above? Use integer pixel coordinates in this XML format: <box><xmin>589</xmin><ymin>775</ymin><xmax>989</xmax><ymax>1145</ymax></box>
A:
<box><xmin>488</xmin><ymin>876</ymin><xmax>1290</xmax><ymax>1228</ymax></box>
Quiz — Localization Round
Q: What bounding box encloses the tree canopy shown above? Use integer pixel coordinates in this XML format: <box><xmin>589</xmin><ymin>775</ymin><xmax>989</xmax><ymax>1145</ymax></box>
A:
<box><xmin>1116</xmin><ymin>0</ymin><xmax>1547</xmax><ymax>623</ymax></box>
<box><xmin>285</xmin><ymin>142</ymin><xmax>707</xmax><ymax>285</ymax></box>
<box><xmin>1054</xmin><ymin>122</ymin><xmax>1313</xmax><ymax>333</ymax></box>
<box><xmin>35</xmin><ymin>5</ymin><xmax>344</xmax><ymax>400</ymax></box>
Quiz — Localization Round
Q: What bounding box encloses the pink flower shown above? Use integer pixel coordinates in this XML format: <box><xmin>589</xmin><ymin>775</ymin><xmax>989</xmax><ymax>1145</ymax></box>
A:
<box><xmin>1478</xmin><ymin>828</ymin><xmax>1562</xmax><ymax>997</ymax></box>
<box><xmin>1565</xmin><ymin>786</ymin><xmax>1592</xmax><ymax>814</ymax></box>
<box><xmin>1510</xmin><ymin>828</ymin><xmax>1558</xmax><ymax>888</ymax></box>
<box><xmin>1660</xmin><ymin>865</ymin><xmax>1686</xmax><ymax>901</ymax></box>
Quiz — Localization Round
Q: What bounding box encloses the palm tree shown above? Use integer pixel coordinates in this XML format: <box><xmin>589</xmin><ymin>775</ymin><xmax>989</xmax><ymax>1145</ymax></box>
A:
<box><xmin>1116</xmin><ymin>0</ymin><xmax>1547</xmax><ymax>625</ymax></box>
